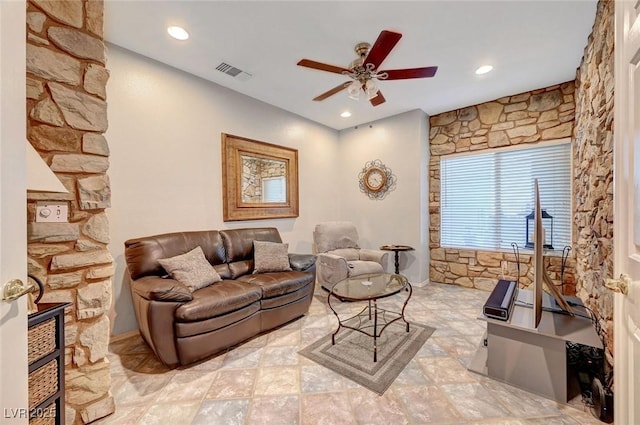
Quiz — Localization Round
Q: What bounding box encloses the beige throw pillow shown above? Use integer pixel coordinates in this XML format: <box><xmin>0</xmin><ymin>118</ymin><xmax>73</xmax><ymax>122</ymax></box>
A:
<box><xmin>253</xmin><ymin>240</ymin><xmax>292</xmax><ymax>274</ymax></box>
<box><xmin>158</xmin><ymin>246</ymin><xmax>222</xmax><ymax>292</ymax></box>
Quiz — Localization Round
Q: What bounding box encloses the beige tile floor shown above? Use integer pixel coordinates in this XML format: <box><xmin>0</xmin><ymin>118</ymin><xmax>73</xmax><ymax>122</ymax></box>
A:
<box><xmin>97</xmin><ymin>282</ymin><xmax>605</xmax><ymax>425</ymax></box>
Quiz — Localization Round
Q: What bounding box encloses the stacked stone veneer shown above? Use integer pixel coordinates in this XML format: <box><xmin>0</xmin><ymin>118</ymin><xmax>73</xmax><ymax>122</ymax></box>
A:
<box><xmin>25</xmin><ymin>1</ymin><xmax>114</xmax><ymax>424</ymax></box>
<box><xmin>429</xmin><ymin>0</ymin><xmax>615</xmax><ymax>362</ymax></box>
<box><xmin>573</xmin><ymin>0</ymin><xmax>614</xmax><ymax>362</ymax></box>
<box><xmin>429</xmin><ymin>82</ymin><xmax>577</xmax><ymax>294</ymax></box>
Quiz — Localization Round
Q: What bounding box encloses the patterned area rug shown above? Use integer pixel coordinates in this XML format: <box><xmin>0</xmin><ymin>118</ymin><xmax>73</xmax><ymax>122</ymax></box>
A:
<box><xmin>299</xmin><ymin>322</ymin><xmax>435</xmax><ymax>395</ymax></box>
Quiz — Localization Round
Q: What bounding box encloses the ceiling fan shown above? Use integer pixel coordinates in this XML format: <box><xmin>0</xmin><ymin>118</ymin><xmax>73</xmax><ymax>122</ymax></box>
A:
<box><xmin>297</xmin><ymin>30</ymin><xmax>438</xmax><ymax>107</ymax></box>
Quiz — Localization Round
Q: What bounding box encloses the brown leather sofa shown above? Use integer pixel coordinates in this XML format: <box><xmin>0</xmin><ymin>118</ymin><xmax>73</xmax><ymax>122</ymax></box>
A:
<box><xmin>124</xmin><ymin>227</ymin><xmax>316</xmax><ymax>367</ymax></box>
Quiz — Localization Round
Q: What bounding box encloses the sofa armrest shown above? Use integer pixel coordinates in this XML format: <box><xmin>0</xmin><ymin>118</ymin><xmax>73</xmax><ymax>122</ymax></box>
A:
<box><xmin>131</xmin><ymin>276</ymin><xmax>193</xmax><ymax>302</ymax></box>
<box><xmin>359</xmin><ymin>249</ymin><xmax>389</xmax><ymax>265</ymax></box>
<box><xmin>130</xmin><ymin>295</ymin><xmax>184</xmax><ymax>368</ymax></box>
<box><xmin>288</xmin><ymin>253</ymin><xmax>316</xmax><ymax>272</ymax></box>
<box><xmin>316</xmin><ymin>253</ymin><xmax>349</xmax><ymax>287</ymax></box>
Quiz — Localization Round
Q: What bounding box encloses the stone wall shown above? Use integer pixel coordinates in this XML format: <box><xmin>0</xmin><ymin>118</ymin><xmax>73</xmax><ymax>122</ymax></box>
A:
<box><xmin>428</xmin><ymin>0</ymin><xmax>615</xmax><ymax>362</ymax></box>
<box><xmin>573</xmin><ymin>0</ymin><xmax>614</xmax><ymax>362</ymax></box>
<box><xmin>25</xmin><ymin>1</ymin><xmax>114</xmax><ymax>423</ymax></box>
<box><xmin>429</xmin><ymin>82</ymin><xmax>577</xmax><ymax>294</ymax></box>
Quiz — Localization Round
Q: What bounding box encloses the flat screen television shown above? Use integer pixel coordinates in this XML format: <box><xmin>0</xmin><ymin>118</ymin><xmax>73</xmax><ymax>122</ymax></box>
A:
<box><xmin>532</xmin><ymin>179</ymin><xmax>574</xmax><ymax>328</ymax></box>
<box><xmin>533</xmin><ymin>180</ymin><xmax>544</xmax><ymax>327</ymax></box>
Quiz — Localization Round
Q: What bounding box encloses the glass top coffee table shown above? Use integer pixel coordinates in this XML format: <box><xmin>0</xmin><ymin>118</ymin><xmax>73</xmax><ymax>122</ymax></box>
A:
<box><xmin>328</xmin><ymin>273</ymin><xmax>412</xmax><ymax>362</ymax></box>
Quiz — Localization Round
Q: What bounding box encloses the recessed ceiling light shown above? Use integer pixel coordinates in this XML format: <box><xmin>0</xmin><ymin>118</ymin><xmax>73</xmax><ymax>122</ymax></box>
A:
<box><xmin>475</xmin><ymin>65</ymin><xmax>493</xmax><ymax>75</ymax></box>
<box><xmin>167</xmin><ymin>26</ymin><xmax>189</xmax><ymax>41</ymax></box>
<box><xmin>340</xmin><ymin>111</ymin><xmax>352</xmax><ymax>118</ymax></box>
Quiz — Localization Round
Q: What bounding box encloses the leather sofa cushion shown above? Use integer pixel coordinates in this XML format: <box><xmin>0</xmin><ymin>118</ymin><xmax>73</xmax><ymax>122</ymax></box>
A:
<box><xmin>214</xmin><ymin>263</ymin><xmax>232</xmax><ymax>280</ymax></box>
<box><xmin>175</xmin><ymin>280</ymin><xmax>261</xmax><ymax>322</ymax></box>
<box><xmin>220</xmin><ymin>228</ymin><xmax>283</xmax><ymax>279</ymax></box>
<box><xmin>125</xmin><ymin>231</ymin><xmax>226</xmax><ymax>280</ymax></box>
<box><xmin>220</xmin><ymin>228</ymin><xmax>282</xmax><ymax>263</ymax></box>
<box><xmin>228</xmin><ymin>260</ymin><xmax>253</xmax><ymax>280</ymax></box>
<box><xmin>237</xmin><ymin>270</ymin><xmax>313</xmax><ymax>298</ymax></box>
<box><xmin>260</xmin><ymin>283</ymin><xmax>312</xmax><ymax>309</ymax></box>
<box><xmin>131</xmin><ymin>276</ymin><xmax>193</xmax><ymax>302</ymax></box>
<box><xmin>175</xmin><ymin>302</ymin><xmax>260</xmax><ymax>338</ymax></box>
<box><xmin>347</xmin><ymin>260</ymin><xmax>384</xmax><ymax>276</ymax></box>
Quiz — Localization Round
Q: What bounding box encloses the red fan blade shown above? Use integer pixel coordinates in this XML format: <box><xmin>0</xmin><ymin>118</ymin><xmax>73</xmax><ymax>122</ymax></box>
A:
<box><xmin>297</xmin><ymin>59</ymin><xmax>351</xmax><ymax>75</ymax></box>
<box><xmin>313</xmin><ymin>82</ymin><xmax>351</xmax><ymax>101</ymax></box>
<box><xmin>381</xmin><ymin>66</ymin><xmax>438</xmax><ymax>80</ymax></box>
<box><xmin>364</xmin><ymin>30</ymin><xmax>402</xmax><ymax>69</ymax></box>
<box><xmin>369</xmin><ymin>90</ymin><xmax>386</xmax><ymax>107</ymax></box>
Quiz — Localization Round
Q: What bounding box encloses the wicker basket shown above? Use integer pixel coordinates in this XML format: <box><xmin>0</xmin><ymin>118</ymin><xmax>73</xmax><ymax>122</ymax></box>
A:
<box><xmin>28</xmin><ymin>318</ymin><xmax>56</xmax><ymax>364</ymax></box>
<box><xmin>29</xmin><ymin>403</ymin><xmax>56</xmax><ymax>425</ymax></box>
<box><xmin>28</xmin><ymin>360</ymin><xmax>58</xmax><ymax>410</ymax></box>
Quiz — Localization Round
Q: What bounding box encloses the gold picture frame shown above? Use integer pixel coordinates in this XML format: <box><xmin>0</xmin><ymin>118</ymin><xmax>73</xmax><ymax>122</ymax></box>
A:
<box><xmin>222</xmin><ymin>133</ymin><xmax>299</xmax><ymax>221</ymax></box>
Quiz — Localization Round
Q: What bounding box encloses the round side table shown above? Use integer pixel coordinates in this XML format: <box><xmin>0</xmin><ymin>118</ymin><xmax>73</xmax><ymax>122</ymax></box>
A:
<box><xmin>380</xmin><ymin>245</ymin><xmax>414</xmax><ymax>275</ymax></box>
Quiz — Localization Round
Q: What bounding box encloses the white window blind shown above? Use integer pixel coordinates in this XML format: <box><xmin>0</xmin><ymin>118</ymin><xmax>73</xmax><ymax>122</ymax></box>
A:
<box><xmin>262</xmin><ymin>176</ymin><xmax>286</xmax><ymax>203</ymax></box>
<box><xmin>440</xmin><ymin>141</ymin><xmax>571</xmax><ymax>251</ymax></box>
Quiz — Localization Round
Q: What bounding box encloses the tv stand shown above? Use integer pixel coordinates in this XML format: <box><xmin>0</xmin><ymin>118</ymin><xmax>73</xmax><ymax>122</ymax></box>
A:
<box><xmin>469</xmin><ymin>289</ymin><xmax>602</xmax><ymax>403</ymax></box>
<box><xmin>514</xmin><ymin>289</ymin><xmax>576</xmax><ymax>314</ymax></box>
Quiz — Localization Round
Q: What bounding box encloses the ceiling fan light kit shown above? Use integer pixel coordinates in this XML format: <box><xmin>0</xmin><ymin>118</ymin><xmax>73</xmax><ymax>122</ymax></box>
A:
<box><xmin>297</xmin><ymin>30</ymin><xmax>438</xmax><ymax>106</ymax></box>
<box><xmin>365</xmin><ymin>79</ymin><xmax>379</xmax><ymax>100</ymax></box>
<box><xmin>347</xmin><ymin>80</ymin><xmax>361</xmax><ymax>100</ymax></box>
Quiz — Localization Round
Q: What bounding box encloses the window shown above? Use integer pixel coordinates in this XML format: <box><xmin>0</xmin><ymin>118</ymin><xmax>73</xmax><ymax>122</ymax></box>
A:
<box><xmin>440</xmin><ymin>140</ymin><xmax>571</xmax><ymax>251</ymax></box>
<box><xmin>262</xmin><ymin>176</ymin><xmax>287</xmax><ymax>203</ymax></box>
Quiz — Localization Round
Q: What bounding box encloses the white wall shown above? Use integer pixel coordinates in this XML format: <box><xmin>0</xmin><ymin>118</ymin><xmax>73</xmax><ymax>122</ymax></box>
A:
<box><xmin>106</xmin><ymin>45</ymin><xmax>341</xmax><ymax>335</ymax></box>
<box><xmin>107</xmin><ymin>45</ymin><xmax>431</xmax><ymax>336</ymax></box>
<box><xmin>337</xmin><ymin>110</ymin><xmax>430</xmax><ymax>284</ymax></box>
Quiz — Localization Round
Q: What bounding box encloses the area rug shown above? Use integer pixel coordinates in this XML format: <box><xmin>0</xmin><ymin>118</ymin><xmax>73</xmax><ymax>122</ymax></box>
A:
<box><xmin>299</xmin><ymin>322</ymin><xmax>435</xmax><ymax>395</ymax></box>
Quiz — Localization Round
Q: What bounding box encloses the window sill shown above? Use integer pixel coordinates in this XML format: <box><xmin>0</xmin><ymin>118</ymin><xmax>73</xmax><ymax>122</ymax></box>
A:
<box><xmin>439</xmin><ymin>244</ymin><xmax>569</xmax><ymax>258</ymax></box>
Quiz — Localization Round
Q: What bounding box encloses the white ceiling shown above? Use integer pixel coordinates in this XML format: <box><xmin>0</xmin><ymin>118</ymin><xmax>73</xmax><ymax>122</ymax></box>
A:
<box><xmin>104</xmin><ymin>1</ymin><xmax>598</xmax><ymax>131</ymax></box>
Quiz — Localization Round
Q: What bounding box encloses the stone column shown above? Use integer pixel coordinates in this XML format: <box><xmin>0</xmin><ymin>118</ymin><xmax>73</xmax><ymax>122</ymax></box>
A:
<box><xmin>26</xmin><ymin>1</ymin><xmax>114</xmax><ymax>423</ymax></box>
<box><xmin>572</xmin><ymin>0</ymin><xmax>615</xmax><ymax>363</ymax></box>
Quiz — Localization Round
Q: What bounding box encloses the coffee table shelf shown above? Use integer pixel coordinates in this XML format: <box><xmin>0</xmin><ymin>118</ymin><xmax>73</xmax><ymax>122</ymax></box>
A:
<box><xmin>328</xmin><ymin>273</ymin><xmax>412</xmax><ymax>362</ymax></box>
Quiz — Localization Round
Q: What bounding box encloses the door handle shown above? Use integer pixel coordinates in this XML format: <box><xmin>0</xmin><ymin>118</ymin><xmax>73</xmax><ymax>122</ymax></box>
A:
<box><xmin>605</xmin><ymin>273</ymin><xmax>630</xmax><ymax>295</ymax></box>
<box><xmin>2</xmin><ymin>278</ymin><xmax>37</xmax><ymax>302</ymax></box>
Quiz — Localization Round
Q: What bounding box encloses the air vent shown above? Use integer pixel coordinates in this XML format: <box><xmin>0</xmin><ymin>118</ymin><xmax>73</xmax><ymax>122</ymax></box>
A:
<box><xmin>216</xmin><ymin>62</ymin><xmax>252</xmax><ymax>81</ymax></box>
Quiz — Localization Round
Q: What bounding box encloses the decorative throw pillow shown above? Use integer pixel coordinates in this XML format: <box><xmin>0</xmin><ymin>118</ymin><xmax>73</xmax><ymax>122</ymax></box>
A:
<box><xmin>253</xmin><ymin>240</ymin><xmax>292</xmax><ymax>274</ymax></box>
<box><xmin>157</xmin><ymin>246</ymin><xmax>222</xmax><ymax>292</ymax></box>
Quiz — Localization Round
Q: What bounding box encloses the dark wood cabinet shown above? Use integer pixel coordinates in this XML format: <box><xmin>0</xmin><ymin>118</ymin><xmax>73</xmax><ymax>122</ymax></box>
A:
<box><xmin>28</xmin><ymin>303</ymin><xmax>71</xmax><ymax>425</ymax></box>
